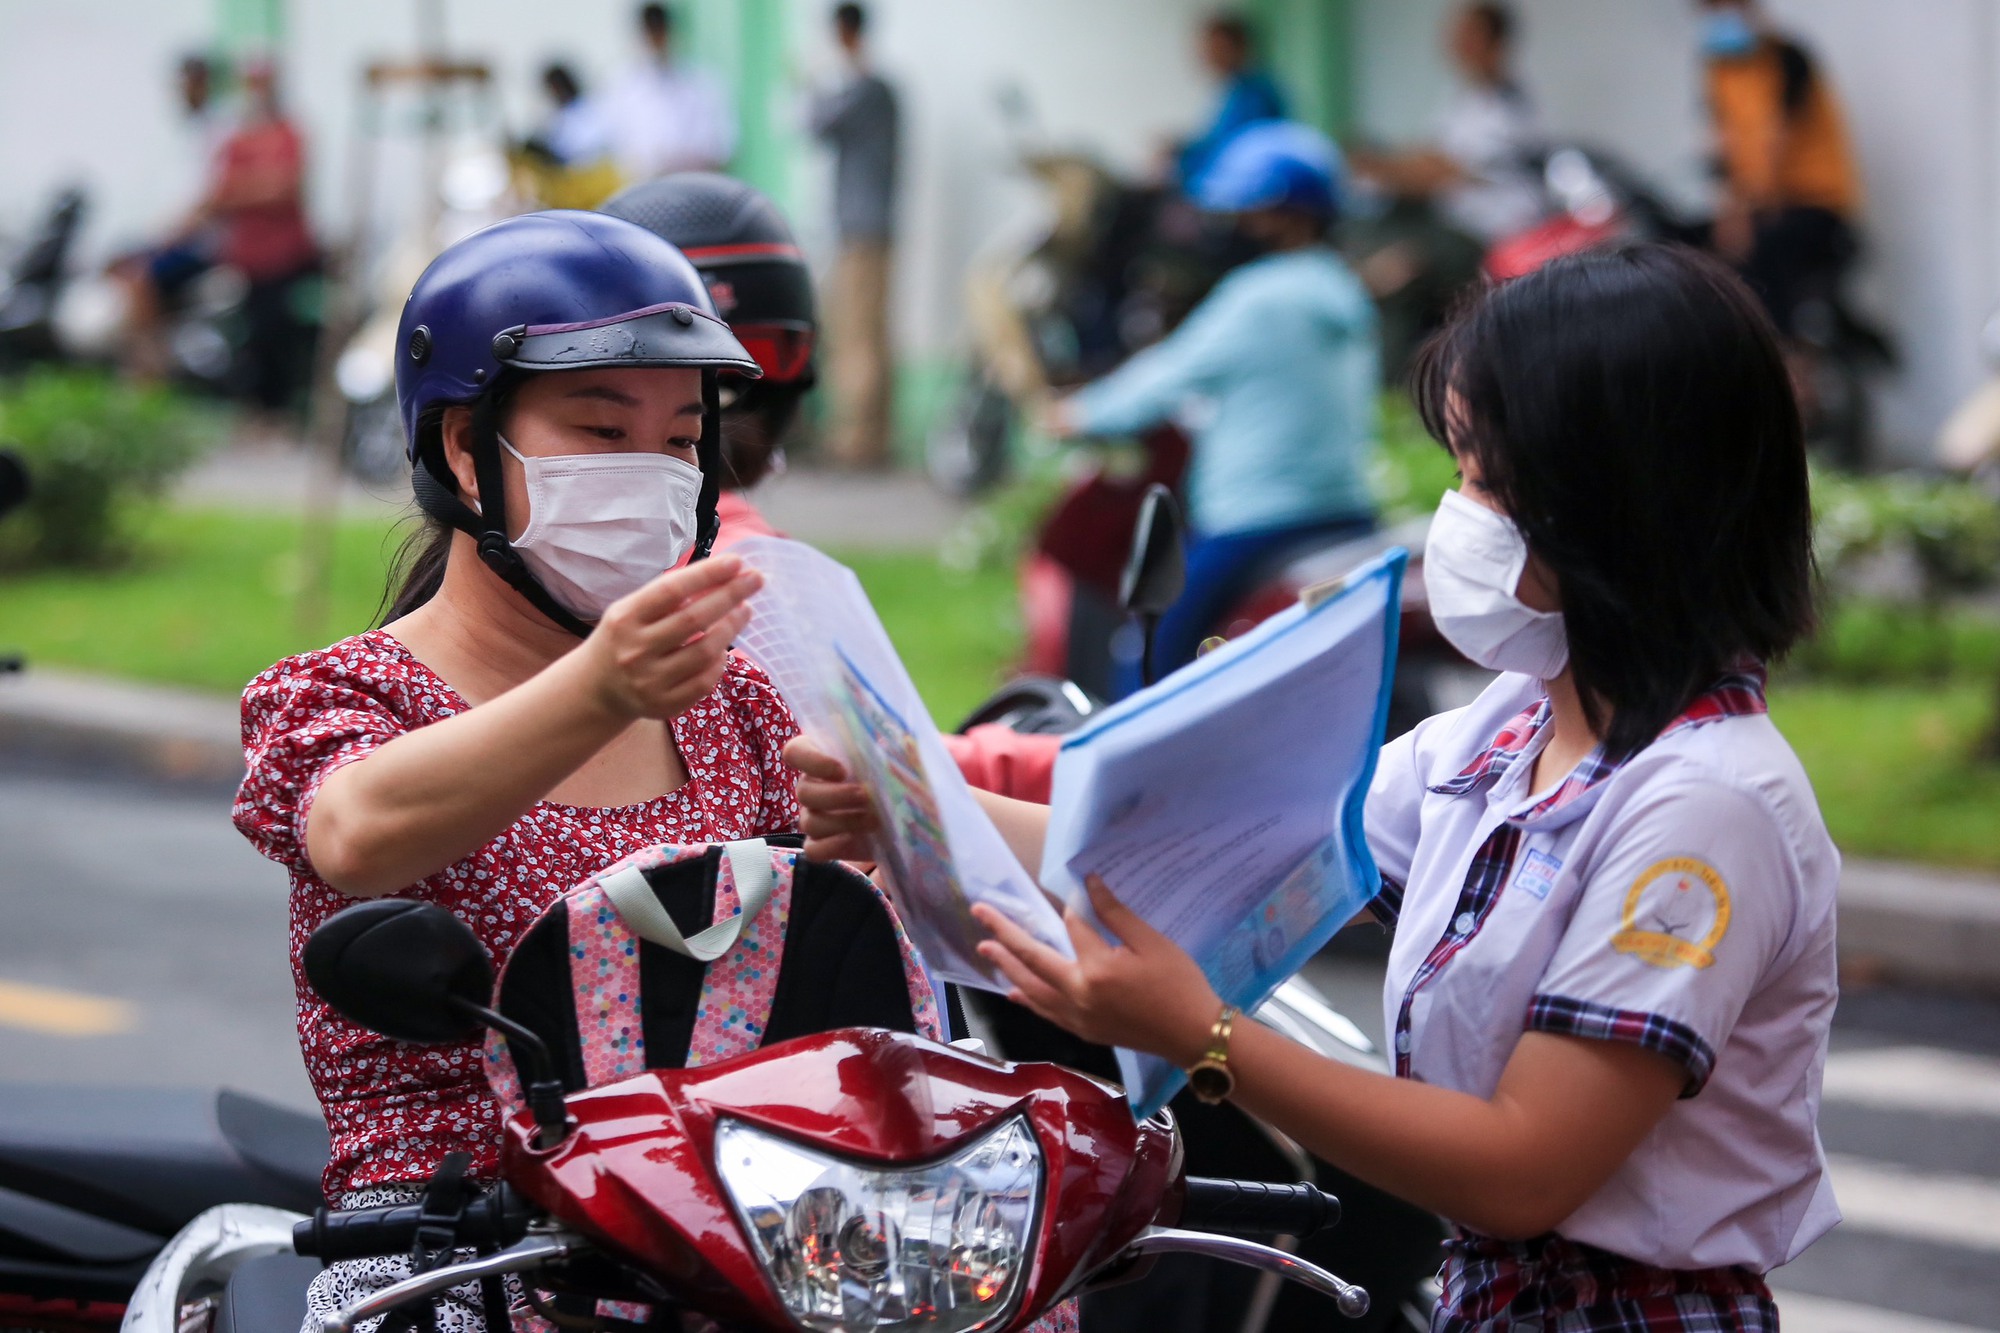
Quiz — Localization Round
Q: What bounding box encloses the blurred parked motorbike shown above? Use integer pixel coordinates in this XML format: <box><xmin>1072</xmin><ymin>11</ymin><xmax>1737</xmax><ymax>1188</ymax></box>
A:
<box><xmin>0</xmin><ymin>188</ymin><xmax>87</xmax><ymax>369</ymax></box>
<box><xmin>1026</xmin><ymin>455</ymin><xmax>1459</xmax><ymax>731</ymax></box>
<box><xmin>927</xmin><ymin>88</ymin><xmax>1244</xmax><ymax>497</ymax></box>
<box><xmin>0</xmin><ymin>184</ymin><xmax>321</xmax><ymax>411</ymax></box>
<box><xmin>0</xmin><ymin>1085</ymin><xmax>327</xmax><ymax>1331</ymax></box>
<box><xmin>1485</xmin><ymin>144</ymin><xmax>1893</xmax><ymax>467</ymax></box>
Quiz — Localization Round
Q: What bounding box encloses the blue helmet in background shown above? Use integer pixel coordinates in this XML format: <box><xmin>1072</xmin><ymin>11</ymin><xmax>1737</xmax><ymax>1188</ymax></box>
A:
<box><xmin>394</xmin><ymin>210</ymin><xmax>762</xmax><ymax>633</ymax></box>
<box><xmin>1193</xmin><ymin>121</ymin><xmax>1344</xmax><ymax>219</ymax></box>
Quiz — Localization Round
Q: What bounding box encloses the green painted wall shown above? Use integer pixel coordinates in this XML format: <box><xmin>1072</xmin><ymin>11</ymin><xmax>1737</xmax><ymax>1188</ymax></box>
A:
<box><xmin>215</xmin><ymin>0</ymin><xmax>284</xmax><ymax>53</ymax></box>
<box><xmin>683</xmin><ymin>0</ymin><xmax>796</xmax><ymax>207</ymax></box>
<box><xmin>1248</xmin><ymin>0</ymin><xmax>1356</xmax><ymax>136</ymax></box>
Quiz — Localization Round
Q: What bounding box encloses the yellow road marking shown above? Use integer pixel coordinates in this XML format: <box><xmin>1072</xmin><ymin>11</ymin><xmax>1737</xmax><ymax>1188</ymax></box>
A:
<box><xmin>0</xmin><ymin>979</ymin><xmax>137</xmax><ymax>1036</ymax></box>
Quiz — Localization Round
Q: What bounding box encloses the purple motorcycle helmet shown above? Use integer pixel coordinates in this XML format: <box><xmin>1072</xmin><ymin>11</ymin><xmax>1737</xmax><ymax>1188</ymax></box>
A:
<box><xmin>395</xmin><ymin>209</ymin><xmax>761</xmax><ymax>635</ymax></box>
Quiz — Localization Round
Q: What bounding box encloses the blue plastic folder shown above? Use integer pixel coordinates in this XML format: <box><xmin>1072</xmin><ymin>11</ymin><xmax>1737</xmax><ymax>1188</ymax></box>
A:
<box><xmin>1039</xmin><ymin>549</ymin><xmax>1405</xmax><ymax>1117</ymax></box>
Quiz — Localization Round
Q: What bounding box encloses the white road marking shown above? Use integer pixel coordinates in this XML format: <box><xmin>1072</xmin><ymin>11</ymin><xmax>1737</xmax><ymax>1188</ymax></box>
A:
<box><xmin>1777</xmin><ymin>1289</ymin><xmax>1996</xmax><ymax>1333</ymax></box>
<box><xmin>1824</xmin><ymin>1045</ymin><xmax>2000</xmax><ymax>1119</ymax></box>
<box><xmin>1826</xmin><ymin>1154</ymin><xmax>2000</xmax><ymax>1253</ymax></box>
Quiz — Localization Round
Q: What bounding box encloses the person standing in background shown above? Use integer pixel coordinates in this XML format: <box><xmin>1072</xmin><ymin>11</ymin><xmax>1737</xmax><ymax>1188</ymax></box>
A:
<box><xmin>810</xmin><ymin>3</ymin><xmax>900</xmax><ymax>469</ymax></box>
<box><xmin>114</xmin><ymin>53</ymin><xmax>236</xmax><ymax>380</ymax></box>
<box><xmin>206</xmin><ymin>59</ymin><xmax>317</xmax><ymax>289</ymax></box>
<box><xmin>533</xmin><ymin>63</ymin><xmax>610</xmax><ymax>168</ymax></box>
<box><xmin>206</xmin><ymin>58</ymin><xmax>321</xmax><ymax>418</ymax></box>
<box><xmin>1174</xmin><ymin>13</ymin><xmax>1288</xmax><ymax>193</ymax></box>
<box><xmin>1698</xmin><ymin>0</ymin><xmax>1862</xmax><ymax>339</ymax></box>
<box><xmin>1345</xmin><ymin>2</ymin><xmax>1543</xmax><ymax>379</ymax></box>
<box><xmin>177</xmin><ymin>55</ymin><xmax>236</xmax><ymax>173</ymax></box>
<box><xmin>1047</xmin><ymin>124</ymin><xmax>1378</xmax><ymax>694</ymax></box>
<box><xmin>599</xmin><ymin>3</ymin><xmax>737</xmax><ymax>182</ymax></box>
<box><xmin>1350</xmin><ymin>4</ymin><xmax>1544</xmax><ymax>249</ymax></box>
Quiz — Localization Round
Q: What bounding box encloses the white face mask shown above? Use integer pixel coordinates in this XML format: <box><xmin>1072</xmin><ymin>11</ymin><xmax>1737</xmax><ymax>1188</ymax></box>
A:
<box><xmin>501</xmin><ymin>437</ymin><xmax>704</xmax><ymax>621</ymax></box>
<box><xmin>1424</xmin><ymin>488</ymin><xmax>1570</xmax><ymax>680</ymax></box>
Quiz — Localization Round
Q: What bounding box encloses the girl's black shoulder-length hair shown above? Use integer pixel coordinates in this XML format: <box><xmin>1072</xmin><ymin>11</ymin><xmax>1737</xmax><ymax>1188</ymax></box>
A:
<box><xmin>1412</xmin><ymin>241</ymin><xmax>1817</xmax><ymax>758</ymax></box>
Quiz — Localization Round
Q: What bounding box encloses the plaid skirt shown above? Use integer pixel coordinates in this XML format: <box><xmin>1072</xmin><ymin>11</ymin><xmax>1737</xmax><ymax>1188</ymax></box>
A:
<box><xmin>1433</xmin><ymin>1231</ymin><xmax>1777</xmax><ymax>1332</ymax></box>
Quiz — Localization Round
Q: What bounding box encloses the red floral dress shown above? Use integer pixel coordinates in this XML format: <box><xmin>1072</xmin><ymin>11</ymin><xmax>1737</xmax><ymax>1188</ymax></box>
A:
<box><xmin>233</xmin><ymin>629</ymin><xmax>800</xmax><ymax>1203</ymax></box>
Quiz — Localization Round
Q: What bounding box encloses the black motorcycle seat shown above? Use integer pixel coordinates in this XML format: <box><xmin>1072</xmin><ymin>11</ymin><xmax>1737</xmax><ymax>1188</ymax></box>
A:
<box><xmin>215</xmin><ymin>1090</ymin><xmax>333</xmax><ymax>1202</ymax></box>
<box><xmin>0</xmin><ymin>1086</ymin><xmax>328</xmax><ymax>1238</ymax></box>
<box><xmin>214</xmin><ymin>1253</ymin><xmax>321</xmax><ymax>1333</ymax></box>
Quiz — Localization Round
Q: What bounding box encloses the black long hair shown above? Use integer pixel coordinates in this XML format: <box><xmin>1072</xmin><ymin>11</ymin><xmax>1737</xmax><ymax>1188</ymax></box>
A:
<box><xmin>378</xmin><ymin>401</ymin><xmax>454</xmax><ymax>626</ymax></box>
<box><xmin>1413</xmin><ymin>242</ymin><xmax>1817</xmax><ymax>757</ymax></box>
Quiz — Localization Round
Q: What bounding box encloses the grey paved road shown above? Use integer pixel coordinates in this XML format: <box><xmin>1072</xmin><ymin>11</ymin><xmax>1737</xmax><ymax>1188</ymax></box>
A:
<box><xmin>4</xmin><ymin>761</ymin><xmax>1998</xmax><ymax>1330</ymax></box>
<box><xmin>0</xmin><ymin>761</ymin><xmax>309</xmax><ymax>1107</ymax></box>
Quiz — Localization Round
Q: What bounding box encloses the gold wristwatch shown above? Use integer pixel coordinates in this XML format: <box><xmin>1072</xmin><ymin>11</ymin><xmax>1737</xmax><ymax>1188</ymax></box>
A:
<box><xmin>1187</xmin><ymin>1004</ymin><xmax>1241</xmax><ymax>1104</ymax></box>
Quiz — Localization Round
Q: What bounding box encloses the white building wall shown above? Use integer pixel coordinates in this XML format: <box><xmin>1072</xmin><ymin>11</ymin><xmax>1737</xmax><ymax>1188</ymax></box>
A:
<box><xmin>0</xmin><ymin>0</ymin><xmax>1223</xmax><ymax>370</ymax></box>
<box><xmin>1351</xmin><ymin>0</ymin><xmax>2000</xmax><ymax>462</ymax></box>
<box><xmin>0</xmin><ymin>0</ymin><xmax>216</xmax><ymax>256</ymax></box>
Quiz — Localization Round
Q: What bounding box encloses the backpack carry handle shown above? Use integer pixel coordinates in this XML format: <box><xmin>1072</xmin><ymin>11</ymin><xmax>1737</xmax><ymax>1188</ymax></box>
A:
<box><xmin>598</xmin><ymin>839</ymin><xmax>776</xmax><ymax>962</ymax></box>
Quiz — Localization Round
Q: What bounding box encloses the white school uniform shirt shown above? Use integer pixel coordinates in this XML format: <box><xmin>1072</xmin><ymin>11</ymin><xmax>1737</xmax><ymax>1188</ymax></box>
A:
<box><xmin>1364</xmin><ymin>670</ymin><xmax>1841</xmax><ymax>1271</ymax></box>
<box><xmin>598</xmin><ymin>59</ymin><xmax>737</xmax><ymax>181</ymax></box>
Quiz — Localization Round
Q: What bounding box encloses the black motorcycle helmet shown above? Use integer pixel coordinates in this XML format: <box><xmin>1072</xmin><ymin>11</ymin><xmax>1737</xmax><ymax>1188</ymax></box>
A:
<box><xmin>600</xmin><ymin>173</ymin><xmax>817</xmax><ymax>491</ymax></box>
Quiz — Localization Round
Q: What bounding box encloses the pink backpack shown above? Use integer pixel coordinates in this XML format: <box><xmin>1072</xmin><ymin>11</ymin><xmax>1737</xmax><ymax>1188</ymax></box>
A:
<box><xmin>484</xmin><ymin>837</ymin><xmax>946</xmax><ymax>1117</ymax></box>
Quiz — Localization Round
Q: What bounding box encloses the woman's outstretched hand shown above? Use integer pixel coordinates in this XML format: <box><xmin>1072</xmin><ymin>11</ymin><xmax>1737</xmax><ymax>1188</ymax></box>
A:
<box><xmin>972</xmin><ymin>876</ymin><xmax>1223</xmax><ymax>1067</ymax></box>
<box><xmin>783</xmin><ymin>737</ymin><xmax>882</xmax><ymax>863</ymax></box>
<box><xmin>584</xmin><ymin>555</ymin><xmax>762</xmax><ymax>722</ymax></box>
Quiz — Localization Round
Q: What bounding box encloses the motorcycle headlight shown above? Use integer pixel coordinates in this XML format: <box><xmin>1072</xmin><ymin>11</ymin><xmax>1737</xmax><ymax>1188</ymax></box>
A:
<box><xmin>715</xmin><ymin>1116</ymin><xmax>1042</xmax><ymax>1333</ymax></box>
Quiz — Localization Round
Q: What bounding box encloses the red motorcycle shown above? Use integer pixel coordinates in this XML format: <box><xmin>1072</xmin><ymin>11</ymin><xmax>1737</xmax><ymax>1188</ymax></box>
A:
<box><xmin>121</xmin><ymin>900</ymin><xmax>1371</xmax><ymax>1333</ymax></box>
<box><xmin>1020</xmin><ymin>459</ymin><xmax>1455</xmax><ymax>739</ymax></box>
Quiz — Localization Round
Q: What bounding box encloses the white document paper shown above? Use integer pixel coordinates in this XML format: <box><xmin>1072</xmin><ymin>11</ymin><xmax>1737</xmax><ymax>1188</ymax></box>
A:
<box><xmin>1040</xmin><ymin>550</ymin><xmax>1406</xmax><ymax>1116</ymax></box>
<box><xmin>730</xmin><ymin>537</ymin><xmax>1075</xmax><ymax>987</ymax></box>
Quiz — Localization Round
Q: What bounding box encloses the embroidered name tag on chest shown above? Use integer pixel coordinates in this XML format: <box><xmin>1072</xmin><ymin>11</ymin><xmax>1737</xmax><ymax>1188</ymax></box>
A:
<box><xmin>1512</xmin><ymin>848</ymin><xmax>1563</xmax><ymax>900</ymax></box>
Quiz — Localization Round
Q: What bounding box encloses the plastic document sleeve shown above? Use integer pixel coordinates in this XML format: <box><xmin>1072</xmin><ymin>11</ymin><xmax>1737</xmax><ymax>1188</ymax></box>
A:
<box><xmin>1041</xmin><ymin>550</ymin><xmax>1406</xmax><ymax>1116</ymax></box>
<box><xmin>731</xmin><ymin>537</ymin><xmax>1074</xmax><ymax>990</ymax></box>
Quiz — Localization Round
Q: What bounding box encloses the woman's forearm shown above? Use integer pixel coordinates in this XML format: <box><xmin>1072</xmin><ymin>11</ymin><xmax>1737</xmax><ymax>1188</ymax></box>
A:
<box><xmin>974</xmin><ymin>789</ymin><xmax>1052</xmax><ymax>872</ymax></box>
<box><xmin>305</xmin><ymin>650</ymin><xmax>629</xmax><ymax>896</ymax></box>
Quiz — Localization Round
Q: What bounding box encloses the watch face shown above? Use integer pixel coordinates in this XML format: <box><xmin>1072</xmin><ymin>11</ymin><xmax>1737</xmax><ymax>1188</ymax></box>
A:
<box><xmin>1188</xmin><ymin>1061</ymin><xmax>1233</xmax><ymax>1102</ymax></box>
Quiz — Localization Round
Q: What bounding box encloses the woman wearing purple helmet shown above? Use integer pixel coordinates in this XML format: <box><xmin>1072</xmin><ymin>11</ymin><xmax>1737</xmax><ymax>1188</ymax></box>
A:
<box><xmin>231</xmin><ymin>211</ymin><xmax>809</xmax><ymax>1328</ymax></box>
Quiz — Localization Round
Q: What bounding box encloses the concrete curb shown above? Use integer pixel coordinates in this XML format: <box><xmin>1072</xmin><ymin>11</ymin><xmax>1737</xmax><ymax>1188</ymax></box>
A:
<box><xmin>0</xmin><ymin>668</ymin><xmax>242</xmax><ymax>785</ymax></box>
<box><xmin>1836</xmin><ymin>861</ymin><xmax>2000</xmax><ymax>994</ymax></box>
<box><xmin>6</xmin><ymin>667</ymin><xmax>2000</xmax><ymax>990</ymax></box>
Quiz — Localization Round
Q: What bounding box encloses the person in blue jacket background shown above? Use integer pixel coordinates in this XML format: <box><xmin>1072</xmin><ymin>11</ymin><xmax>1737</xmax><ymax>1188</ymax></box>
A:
<box><xmin>1047</xmin><ymin>122</ymin><xmax>1380</xmax><ymax>693</ymax></box>
<box><xmin>1176</xmin><ymin>13</ymin><xmax>1290</xmax><ymax>192</ymax></box>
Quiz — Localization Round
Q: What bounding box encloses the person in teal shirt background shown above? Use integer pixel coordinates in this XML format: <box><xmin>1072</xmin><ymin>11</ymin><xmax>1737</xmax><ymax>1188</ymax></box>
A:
<box><xmin>1049</xmin><ymin>123</ymin><xmax>1380</xmax><ymax>693</ymax></box>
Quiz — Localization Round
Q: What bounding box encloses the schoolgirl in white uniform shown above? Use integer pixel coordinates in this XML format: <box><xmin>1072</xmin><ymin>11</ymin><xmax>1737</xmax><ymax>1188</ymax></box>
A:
<box><xmin>790</xmin><ymin>243</ymin><xmax>1837</xmax><ymax>1330</ymax></box>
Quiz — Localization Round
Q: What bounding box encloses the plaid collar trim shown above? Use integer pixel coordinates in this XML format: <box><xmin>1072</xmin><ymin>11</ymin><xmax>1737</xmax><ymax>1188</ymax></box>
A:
<box><xmin>1429</xmin><ymin>670</ymin><xmax>1770</xmax><ymax>817</ymax></box>
<box><xmin>1427</xmin><ymin>698</ymin><xmax>1551</xmax><ymax>799</ymax></box>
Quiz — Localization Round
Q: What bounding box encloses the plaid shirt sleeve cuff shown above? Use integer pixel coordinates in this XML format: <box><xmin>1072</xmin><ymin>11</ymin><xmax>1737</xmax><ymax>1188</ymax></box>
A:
<box><xmin>1525</xmin><ymin>994</ymin><xmax>1717</xmax><ymax>1097</ymax></box>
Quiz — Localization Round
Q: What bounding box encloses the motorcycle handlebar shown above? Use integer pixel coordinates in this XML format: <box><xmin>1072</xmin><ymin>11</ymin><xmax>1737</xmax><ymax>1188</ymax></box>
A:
<box><xmin>1178</xmin><ymin>1177</ymin><xmax>1341</xmax><ymax>1238</ymax></box>
<box><xmin>294</xmin><ymin>1186</ymin><xmax>535</xmax><ymax>1261</ymax></box>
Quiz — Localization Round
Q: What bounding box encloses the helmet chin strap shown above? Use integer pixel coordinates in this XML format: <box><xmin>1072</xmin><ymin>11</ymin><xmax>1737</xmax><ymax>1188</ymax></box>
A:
<box><xmin>692</xmin><ymin>371</ymin><xmax>722</xmax><ymax>561</ymax></box>
<box><xmin>413</xmin><ymin>378</ymin><xmax>728</xmax><ymax>639</ymax></box>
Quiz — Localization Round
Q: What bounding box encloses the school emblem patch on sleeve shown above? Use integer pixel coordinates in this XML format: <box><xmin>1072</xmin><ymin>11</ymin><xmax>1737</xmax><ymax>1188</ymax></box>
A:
<box><xmin>1611</xmin><ymin>857</ymin><xmax>1731</xmax><ymax>969</ymax></box>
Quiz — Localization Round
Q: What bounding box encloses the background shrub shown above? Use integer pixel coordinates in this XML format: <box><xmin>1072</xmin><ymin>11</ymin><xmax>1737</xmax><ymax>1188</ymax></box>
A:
<box><xmin>0</xmin><ymin>369</ymin><xmax>215</xmax><ymax>568</ymax></box>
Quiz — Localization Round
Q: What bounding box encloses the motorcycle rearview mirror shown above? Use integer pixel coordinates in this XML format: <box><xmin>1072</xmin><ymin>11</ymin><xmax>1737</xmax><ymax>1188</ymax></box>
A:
<box><xmin>1118</xmin><ymin>484</ymin><xmax>1187</xmax><ymax>688</ymax></box>
<box><xmin>304</xmin><ymin>900</ymin><xmax>569</xmax><ymax>1146</ymax></box>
